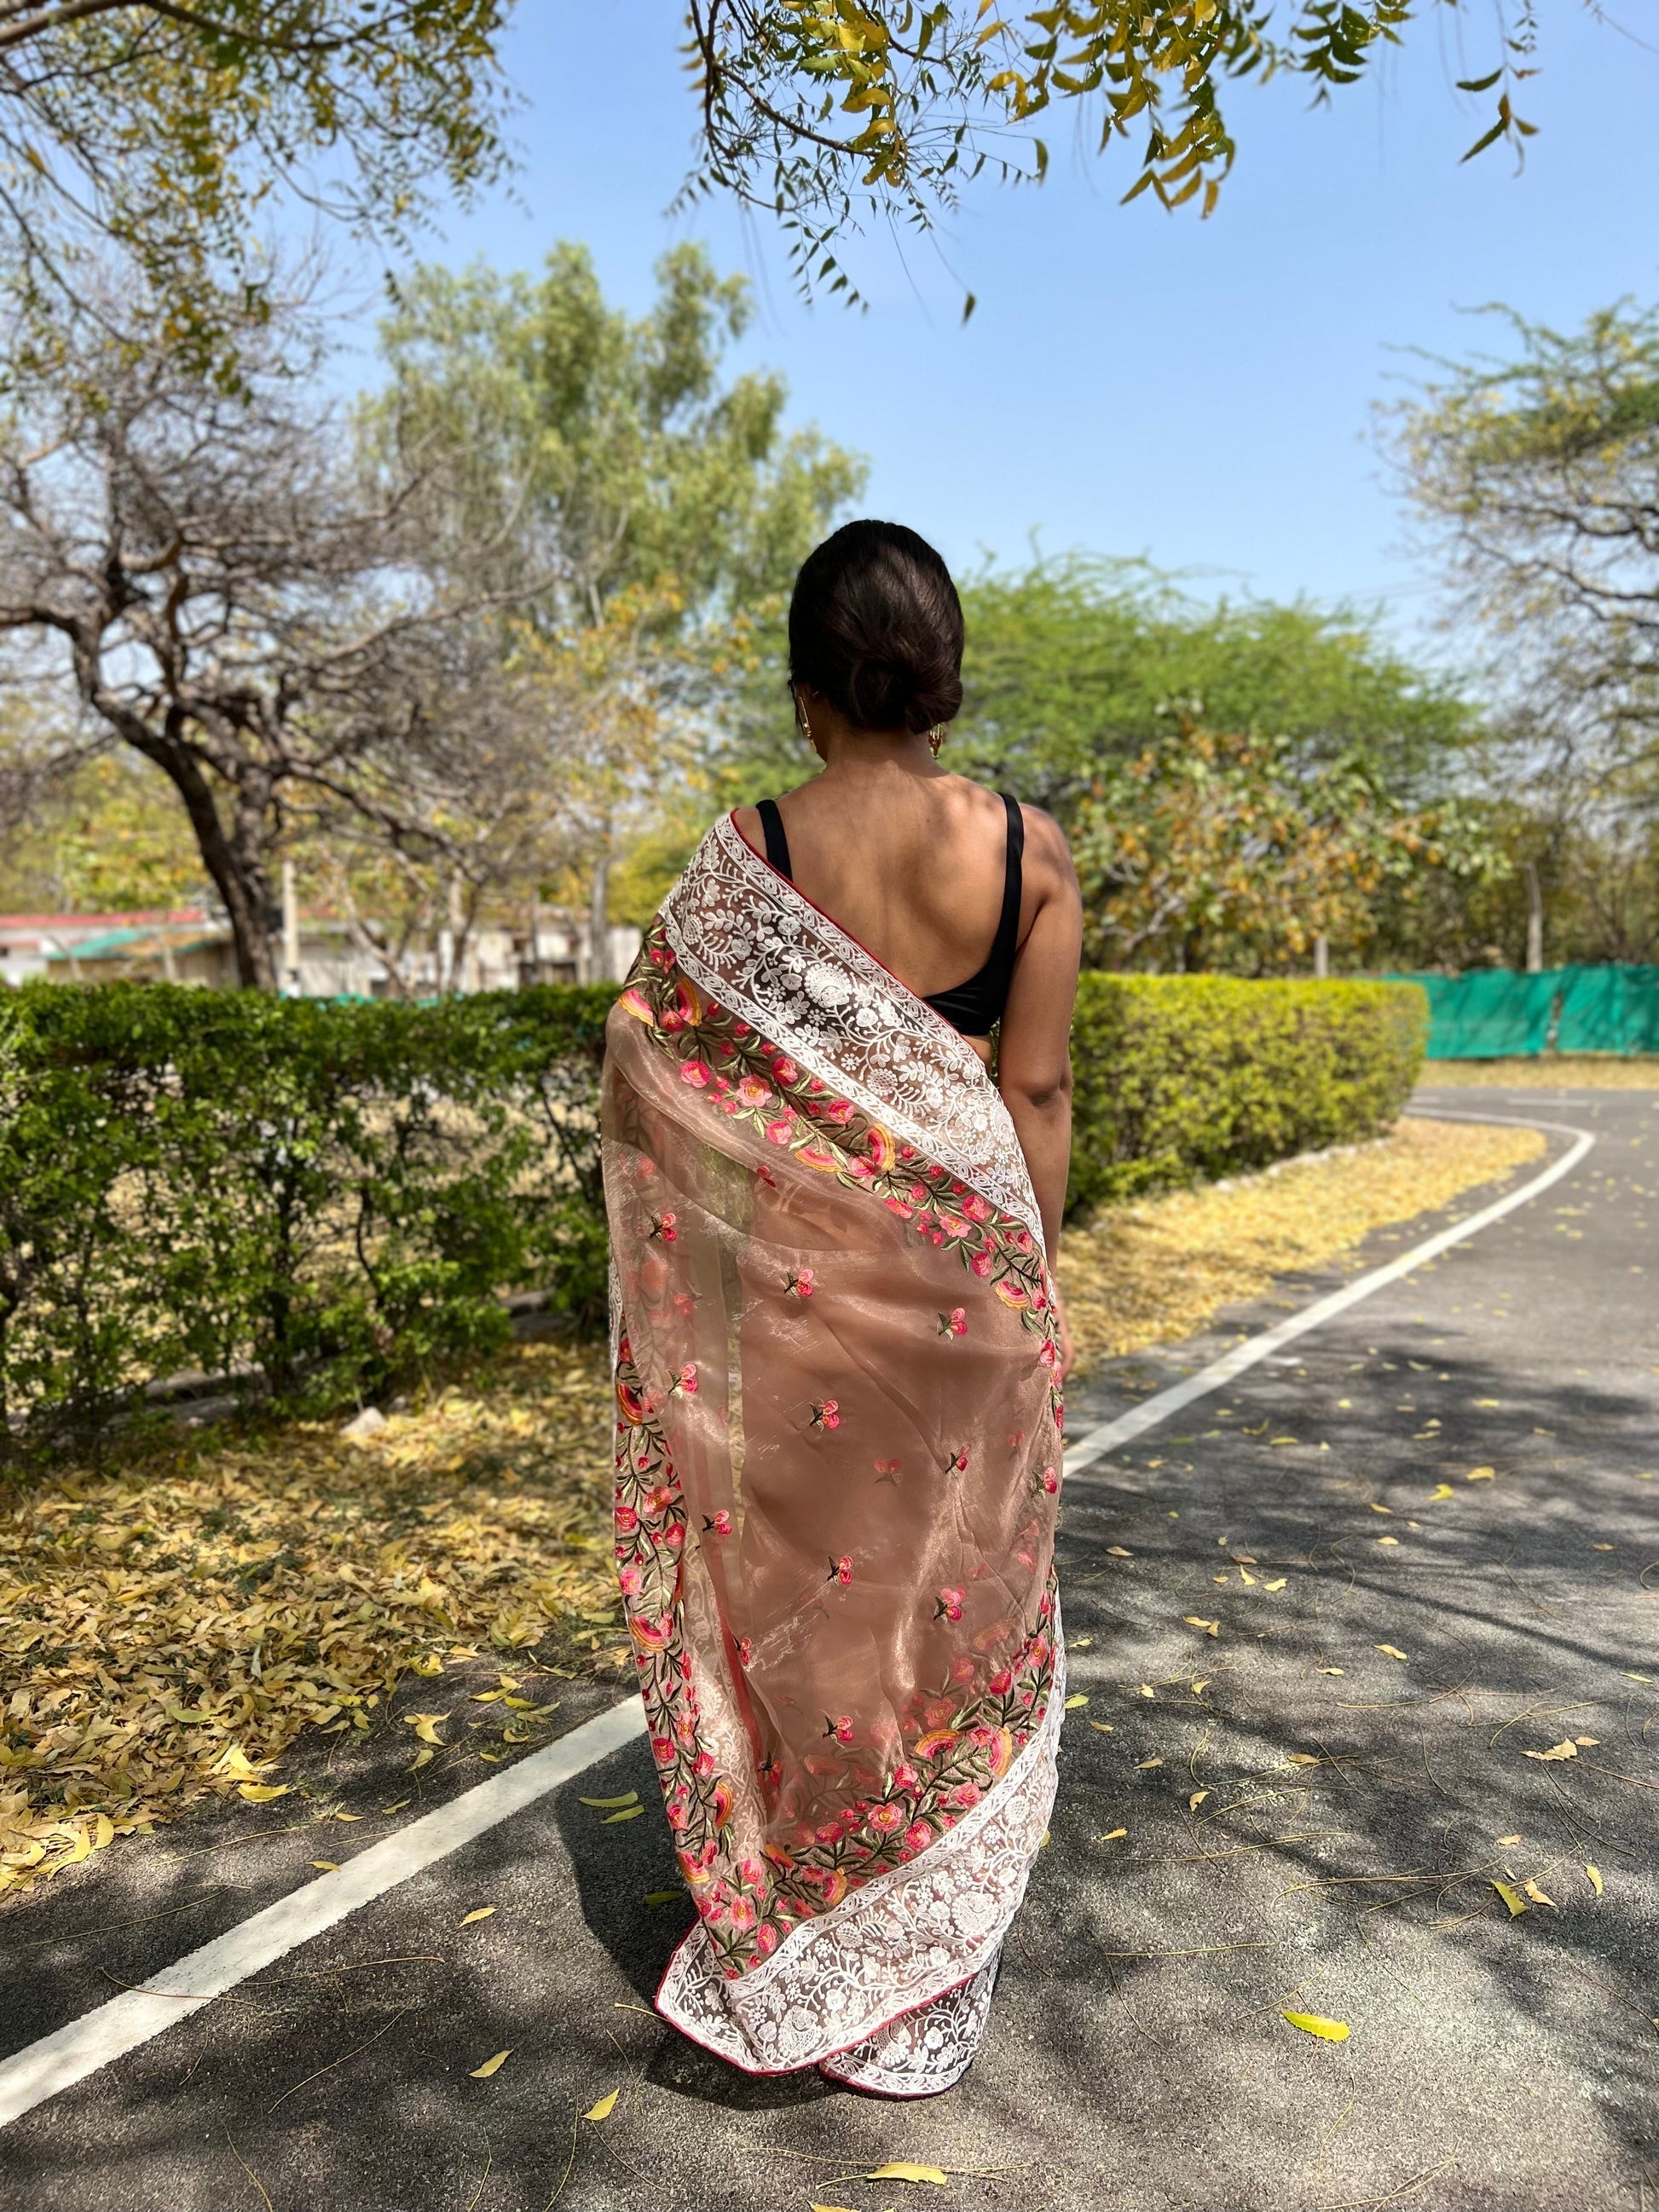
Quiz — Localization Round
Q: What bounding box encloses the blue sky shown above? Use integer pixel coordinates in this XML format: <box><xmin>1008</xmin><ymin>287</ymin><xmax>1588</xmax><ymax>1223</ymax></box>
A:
<box><xmin>351</xmin><ymin>1</ymin><xmax>1659</xmax><ymax>652</ymax></box>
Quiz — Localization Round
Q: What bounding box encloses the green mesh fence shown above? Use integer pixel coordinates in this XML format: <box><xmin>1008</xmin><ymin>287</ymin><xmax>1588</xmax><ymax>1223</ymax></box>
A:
<box><xmin>1384</xmin><ymin>965</ymin><xmax>1659</xmax><ymax>1059</ymax></box>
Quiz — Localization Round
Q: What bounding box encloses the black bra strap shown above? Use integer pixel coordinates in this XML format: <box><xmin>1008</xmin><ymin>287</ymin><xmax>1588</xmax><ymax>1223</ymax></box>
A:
<box><xmin>992</xmin><ymin>792</ymin><xmax>1024</xmax><ymax>964</ymax></box>
<box><xmin>756</xmin><ymin>797</ymin><xmax>792</xmax><ymax>880</ymax></box>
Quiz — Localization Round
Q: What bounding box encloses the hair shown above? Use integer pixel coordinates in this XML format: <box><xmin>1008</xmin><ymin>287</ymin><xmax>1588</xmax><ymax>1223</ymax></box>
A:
<box><xmin>787</xmin><ymin>519</ymin><xmax>964</xmax><ymax>736</ymax></box>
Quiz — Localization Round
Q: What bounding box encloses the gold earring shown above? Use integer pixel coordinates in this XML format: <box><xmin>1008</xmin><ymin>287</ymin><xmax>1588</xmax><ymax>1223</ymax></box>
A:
<box><xmin>928</xmin><ymin>725</ymin><xmax>946</xmax><ymax>759</ymax></box>
<box><xmin>795</xmin><ymin>690</ymin><xmax>813</xmax><ymax>747</ymax></box>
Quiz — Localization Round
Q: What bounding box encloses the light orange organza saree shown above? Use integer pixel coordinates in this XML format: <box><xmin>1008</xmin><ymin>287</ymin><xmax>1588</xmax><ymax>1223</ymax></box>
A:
<box><xmin>601</xmin><ymin>811</ymin><xmax>1065</xmax><ymax>2094</ymax></box>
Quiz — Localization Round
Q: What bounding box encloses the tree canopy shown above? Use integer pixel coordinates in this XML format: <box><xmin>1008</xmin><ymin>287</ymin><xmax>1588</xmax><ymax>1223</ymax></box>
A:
<box><xmin>0</xmin><ymin>0</ymin><xmax>1559</xmax><ymax>367</ymax></box>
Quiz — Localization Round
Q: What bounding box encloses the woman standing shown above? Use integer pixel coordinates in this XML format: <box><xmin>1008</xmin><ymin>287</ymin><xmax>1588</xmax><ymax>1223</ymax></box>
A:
<box><xmin>601</xmin><ymin>519</ymin><xmax>1083</xmax><ymax>2095</ymax></box>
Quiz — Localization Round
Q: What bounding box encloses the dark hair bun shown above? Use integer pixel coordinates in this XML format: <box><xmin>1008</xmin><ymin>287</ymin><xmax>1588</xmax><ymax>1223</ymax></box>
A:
<box><xmin>787</xmin><ymin>519</ymin><xmax>963</xmax><ymax>735</ymax></box>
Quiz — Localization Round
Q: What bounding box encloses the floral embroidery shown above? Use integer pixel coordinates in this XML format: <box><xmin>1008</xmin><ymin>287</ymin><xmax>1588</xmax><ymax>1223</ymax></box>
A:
<box><xmin>938</xmin><ymin>1307</ymin><xmax>968</xmax><ymax>1337</ymax></box>
<box><xmin>613</xmin><ymin>1323</ymin><xmax>1060</xmax><ymax>1984</ymax></box>
<box><xmin>810</xmin><ymin>1398</ymin><xmax>841</xmax><ymax>1431</ymax></box>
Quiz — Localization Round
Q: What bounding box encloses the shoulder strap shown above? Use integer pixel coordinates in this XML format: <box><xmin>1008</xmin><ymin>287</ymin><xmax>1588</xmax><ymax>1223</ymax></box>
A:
<box><xmin>991</xmin><ymin>793</ymin><xmax>1024</xmax><ymax>963</ymax></box>
<box><xmin>755</xmin><ymin>797</ymin><xmax>793</xmax><ymax>880</ymax></box>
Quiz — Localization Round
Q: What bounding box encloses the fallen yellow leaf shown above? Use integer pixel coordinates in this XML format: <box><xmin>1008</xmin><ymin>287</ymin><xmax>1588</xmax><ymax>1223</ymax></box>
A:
<box><xmin>1492</xmin><ymin>1879</ymin><xmax>1529</xmax><ymax>1917</ymax></box>
<box><xmin>1368</xmin><ymin>1503</ymin><xmax>1392</xmax><ymax>1515</ymax></box>
<box><xmin>1523</xmin><ymin>1880</ymin><xmax>1556</xmax><ymax>1908</ymax></box>
<box><xmin>405</xmin><ymin>1713</ymin><xmax>446</xmax><ymax>1746</ymax></box>
<box><xmin>1106</xmin><ymin>1546</ymin><xmax>1132</xmax><ymax>1557</ymax></box>
<box><xmin>334</xmin><ymin>1811</ymin><xmax>362</xmax><ymax>1822</ymax></box>
<box><xmin>460</xmin><ymin>1907</ymin><xmax>496</xmax><ymax>1926</ymax></box>
<box><xmin>1100</xmin><ymin>1827</ymin><xmax>1127</xmax><ymax>1839</ymax></box>
<box><xmin>237</xmin><ymin>1783</ymin><xmax>290</xmax><ymax>1804</ymax></box>
<box><xmin>1466</xmin><ymin>1465</ymin><xmax>1496</xmax><ymax>1481</ymax></box>
<box><xmin>470</xmin><ymin>2050</ymin><xmax>512</xmax><ymax>2079</ymax></box>
<box><xmin>1281</xmin><ymin>2011</ymin><xmax>1350</xmax><ymax>2042</ymax></box>
<box><xmin>582</xmin><ymin>2088</ymin><xmax>619</xmax><ymax>2122</ymax></box>
<box><xmin>1188</xmin><ymin>1790</ymin><xmax>1209</xmax><ymax>1811</ymax></box>
<box><xmin>578</xmin><ymin>1792</ymin><xmax>639</xmax><ymax>1809</ymax></box>
<box><xmin>1237</xmin><ymin>1568</ymin><xmax>1258</xmax><ymax>1585</ymax></box>
<box><xmin>1138</xmin><ymin>1684</ymin><xmax>1154</xmax><ymax>1698</ymax></box>
<box><xmin>1317</xmin><ymin>1666</ymin><xmax>1345</xmax><ymax>1677</ymax></box>
<box><xmin>644</xmin><ymin>1888</ymin><xmax>684</xmax><ymax>1906</ymax></box>
<box><xmin>310</xmin><ymin>1859</ymin><xmax>340</xmax><ymax>1872</ymax></box>
<box><xmin>410</xmin><ymin>1747</ymin><xmax>435</xmax><ymax>1770</ymax></box>
<box><xmin>602</xmin><ymin>1805</ymin><xmax>644</xmax><ymax>1823</ymax></box>
<box><xmin>1135</xmin><ymin>1757</ymin><xmax>1162</xmax><ymax>1770</ymax></box>
<box><xmin>1377</xmin><ymin>1535</ymin><xmax>1400</xmax><ymax>1545</ymax></box>
<box><xmin>1586</xmin><ymin>1864</ymin><xmax>1604</xmax><ymax>1897</ymax></box>
<box><xmin>1288</xmin><ymin>1753</ymin><xmax>1321</xmax><ymax>1765</ymax></box>
<box><xmin>1427</xmin><ymin>1484</ymin><xmax>1454</xmax><ymax>1501</ymax></box>
<box><xmin>1473</xmin><ymin>1400</ymin><xmax>1500</xmax><ymax>1409</ymax></box>
<box><xmin>1375</xmin><ymin>1645</ymin><xmax>1408</xmax><ymax>1662</ymax></box>
<box><xmin>1575</xmin><ymin>1736</ymin><xmax>1600</xmax><ymax>1747</ymax></box>
<box><xmin>865</xmin><ymin>2163</ymin><xmax>949</xmax><ymax>2185</ymax></box>
<box><xmin>1522</xmin><ymin>1740</ymin><xmax>1578</xmax><ymax>1762</ymax></box>
<box><xmin>1183</xmin><ymin>1616</ymin><xmax>1221</xmax><ymax>1637</ymax></box>
<box><xmin>1087</xmin><ymin>1719</ymin><xmax>1114</xmax><ymax>1734</ymax></box>
<box><xmin>1496</xmin><ymin>1834</ymin><xmax>1522</xmax><ymax>1845</ymax></box>
<box><xmin>1263</xmin><ymin>1576</ymin><xmax>1287</xmax><ymax>1591</ymax></box>
<box><xmin>1064</xmin><ymin>1694</ymin><xmax>1089</xmax><ymax>1710</ymax></box>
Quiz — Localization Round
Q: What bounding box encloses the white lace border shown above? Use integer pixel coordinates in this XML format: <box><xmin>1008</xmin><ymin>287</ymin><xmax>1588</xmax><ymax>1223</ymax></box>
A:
<box><xmin>652</xmin><ymin>1597</ymin><xmax>1066</xmax><ymax>2077</ymax></box>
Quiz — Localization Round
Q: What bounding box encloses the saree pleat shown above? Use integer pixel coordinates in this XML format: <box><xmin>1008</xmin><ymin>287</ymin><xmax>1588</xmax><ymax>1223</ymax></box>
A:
<box><xmin>600</xmin><ymin>815</ymin><xmax>1066</xmax><ymax>2089</ymax></box>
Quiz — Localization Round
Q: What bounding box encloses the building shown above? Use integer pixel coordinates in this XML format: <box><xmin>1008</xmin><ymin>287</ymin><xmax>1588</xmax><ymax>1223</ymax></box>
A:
<box><xmin>0</xmin><ymin>905</ymin><xmax>639</xmax><ymax>994</ymax></box>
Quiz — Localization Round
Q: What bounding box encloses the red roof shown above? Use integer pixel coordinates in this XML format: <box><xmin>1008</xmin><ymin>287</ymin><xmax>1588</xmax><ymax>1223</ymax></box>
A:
<box><xmin>0</xmin><ymin>909</ymin><xmax>208</xmax><ymax>930</ymax></box>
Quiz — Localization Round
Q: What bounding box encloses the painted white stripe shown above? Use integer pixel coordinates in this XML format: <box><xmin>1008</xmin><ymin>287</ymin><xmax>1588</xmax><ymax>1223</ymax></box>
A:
<box><xmin>1061</xmin><ymin>1111</ymin><xmax>1596</xmax><ymax>1477</ymax></box>
<box><xmin>0</xmin><ymin>1695</ymin><xmax>647</xmax><ymax>2129</ymax></box>
<box><xmin>0</xmin><ymin>1105</ymin><xmax>1593</xmax><ymax>2130</ymax></box>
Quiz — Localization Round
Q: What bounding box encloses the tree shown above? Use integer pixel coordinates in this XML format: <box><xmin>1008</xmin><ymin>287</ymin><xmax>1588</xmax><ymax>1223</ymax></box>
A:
<box><xmin>685</xmin><ymin>1</ymin><xmax>1548</xmax><ymax>304</ymax></box>
<box><xmin>367</xmin><ymin>241</ymin><xmax>864</xmax><ymax>920</ymax></box>
<box><xmin>1071</xmin><ymin>720</ymin><xmax>1505</xmax><ymax>974</ymax></box>
<box><xmin>0</xmin><ymin>1</ymin><xmax>515</xmax><ymax>373</ymax></box>
<box><xmin>1390</xmin><ymin>302</ymin><xmax>1659</xmax><ymax>800</ymax></box>
<box><xmin>1388</xmin><ymin>300</ymin><xmax>1659</xmax><ymax>968</ymax></box>
<box><xmin>0</xmin><ymin>307</ymin><xmax>566</xmax><ymax>988</ymax></box>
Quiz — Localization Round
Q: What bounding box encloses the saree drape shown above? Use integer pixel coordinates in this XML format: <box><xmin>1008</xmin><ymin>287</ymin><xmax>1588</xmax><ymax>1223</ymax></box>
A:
<box><xmin>600</xmin><ymin>811</ymin><xmax>1066</xmax><ymax>2095</ymax></box>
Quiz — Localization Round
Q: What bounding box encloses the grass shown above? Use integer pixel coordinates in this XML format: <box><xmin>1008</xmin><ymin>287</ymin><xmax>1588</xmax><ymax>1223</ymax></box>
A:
<box><xmin>0</xmin><ymin>1111</ymin><xmax>1545</xmax><ymax>1902</ymax></box>
<box><xmin>1422</xmin><ymin>1054</ymin><xmax>1659</xmax><ymax>1087</ymax></box>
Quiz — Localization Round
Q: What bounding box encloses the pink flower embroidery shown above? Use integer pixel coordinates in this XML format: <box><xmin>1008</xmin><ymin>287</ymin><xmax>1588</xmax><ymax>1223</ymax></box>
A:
<box><xmin>951</xmin><ymin>1781</ymin><xmax>982</xmax><ymax>1810</ymax></box>
<box><xmin>615</xmin><ymin>1504</ymin><xmax>638</xmax><ymax>1533</ymax></box>
<box><xmin>824</xmin><ymin>1713</ymin><xmax>855</xmax><ymax>1745</ymax></box>
<box><xmin>989</xmin><ymin>1667</ymin><xmax>1014</xmax><ymax>1695</ymax></box>
<box><xmin>703</xmin><ymin>1509</ymin><xmax>732</xmax><ymax>1536</ymax></box>
<box><xmin>772</xmin><ymin>1055</ymin><xmax>800</xmax><ymax>1084</ymax></box>
<box><xmin>811</xmin><ymin>1400</ymin><xmax>841</xmax><ymax>1432</ymax></box>
<box><xmin>868</xmin><ymin>1801</ymin><xmax>905</xmax><ymax>1834</ymax></box>
<box><xmin>951</xmin><ymin>1653</ymin><xmax>977</xmax><ymax>1684</ymax></box>
<box><xmin>943</xmin><ymin>1447</ymin><xmax>969</xmax><ymax>1476</ymax></box>
<box><xmin>736</xmin><ymin>1634</ymin><xmax>754</xmax><ymax>1668</ymax></box>
<box><xmin>679</xmin><ymin>1059</ymin><xmax>712</xmax><ymax>1088</ymax></box>
<box><xmin>754</xmin><ymin>1922</ymin><xmax>779</xmax><ymax>1956</ymax></box>
<box><xmin>651</xmin><ymin>1211</ymin><xmax>677</xmax><ymax>1243</ymax></box>
<box><xmin>764</xmin><ymin>1115</ymin><xmax>795</xmax><ymax>1146</ymax></box>
<box><xmin>962</xmin><ymin>1193</ymin><xmax>993</xmax><ymax>1222</ymax></box>
<box><xmin>737</xmin><ymin>1075</ymin><xmax>771</xmax><ymax>1107</ymax></box>
<box><xmin>650</xmin><ymin>1733</ymin><xmax>674</xmax><ymax>1764</ymax></box>
<box><xmin>902</xmin><ymin>1820</ymin><xmax>933</xmax><ymax>1854</ymax></box>
<box><xmin>937</xmin><ymin>1307</ymin><xmax>968</xmax><ymax>1338</ymax></box>
<box><xmin>892</xmin><ymin>1761</ymin><xmax>920</xmax><ymax>1793</ymax></box>
<box><xmin>693</xmin><ymin>1748</ymin><xmax>716</xmax><ymax>1778</ymax></box>
<box><xmin>827</xmin><ymin>1553</ymin><xmax>853</xmax><ymax>1585</ymax></box>
<box><xmin>676</xmin><ymin>1362</ymin><xmax>699</xmax><ymax>1394</ymax></box>
<box><xmin>726</xmin><ymin>1895</ymin><xmax>758</xmax><ymax>1931</ymax></box>
<box><xmin>1040</xmin><ymin>1464</ymin><xmax>1060</xmax><ymax>1494</ymax></box>
<box><xmin>969</xmin><ymin>1249</ymin><xmax>994</xmax><ymax>1277</ymax></box>
<box><xmin>1038</xmin><ymin>1340</ymin><xmax>1061</xmax><ymax>1372</ymax></box>
<box><xmin>873</xmin><ymin>1458</ymin><xmax>901</xmax><ymax>1483</ymax></box>
<box><xmin>884</xmin><ymin>1197</ymin><xmax>915</xmax><ymax>1219</ymax></box>
<box><xmin>785</xmin><ymin>1267</ymin><xmax>816</xmax><ymax>1298</ymax></box>
<box><xmin>940</xmin><ymin>1215</ymin><xmax>968</xmax><ymax>1241</ymax></box>
<box><xmin>935</xmin><ymin>1585</ymin><xmax>965</xmax><ymax>1622</ymax></box>
<box><xmin>617</xmin><ymin>1562</ymin><xmax>643</xmax><ymax>1597</ymax></box>
<box><xmin>824</xmin><ymin>1098</ymin><xmax>855</xmax><ymax>1124</ymax></box>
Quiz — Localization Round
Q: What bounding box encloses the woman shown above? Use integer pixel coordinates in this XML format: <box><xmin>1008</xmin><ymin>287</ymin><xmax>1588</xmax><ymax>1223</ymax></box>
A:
<box><xmin>601</xmin><ymin>519</ymin><xmax>1083</xmax><ymax>2096</ymax></box>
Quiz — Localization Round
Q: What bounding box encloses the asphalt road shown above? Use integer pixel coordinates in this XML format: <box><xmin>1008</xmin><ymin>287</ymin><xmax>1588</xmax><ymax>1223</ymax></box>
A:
<box><xmin>1</xmin><ymin>1084</ymin><xmax>1655</xmax><ymax>2212</ymax></box>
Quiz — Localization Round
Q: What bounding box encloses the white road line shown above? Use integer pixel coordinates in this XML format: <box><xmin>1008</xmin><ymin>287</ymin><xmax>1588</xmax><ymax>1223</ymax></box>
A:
<box><xmin>1061</xmin><ymin>1110</ymin><xmax>1596</xmax><ymax>1477</ymax></box>
<box><xmin>0</xmin><ymin>1695</ymin><xmax>647</xmax><ymax>2129</ymax></box>
<box><xmin>0</xmin><ymin>1105</ymin><xmax>1593</xmax><ymax>2131</ymax></box>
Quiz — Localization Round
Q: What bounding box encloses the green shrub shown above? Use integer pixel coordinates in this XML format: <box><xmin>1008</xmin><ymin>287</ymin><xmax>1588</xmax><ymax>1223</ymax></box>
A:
<box><xmin>0</xmin><ymin>968</ymin><xmax>1426</xmax><ymax>1460</ymax></box>
<box><xmin>1065</xmin><ymin>974</ymin><xmax>1428</xmax><ymax>1217</ymax></box>
<box><xmin>0</xmin><ymin>981</ymin><xmax>613</xmax><ymax>1461</ymax></box>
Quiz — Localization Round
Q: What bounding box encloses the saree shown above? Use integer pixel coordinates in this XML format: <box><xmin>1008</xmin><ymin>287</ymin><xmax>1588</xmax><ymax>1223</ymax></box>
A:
<box><xmin>600</xmin><ymin>811</ymin><xmax>1066</xmax><ymax>2095</ymax></box>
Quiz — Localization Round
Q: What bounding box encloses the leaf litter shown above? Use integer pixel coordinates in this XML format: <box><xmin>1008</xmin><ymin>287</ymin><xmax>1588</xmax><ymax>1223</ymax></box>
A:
<box><xmin>0</xmin><ymin>1340</ymin><xmax>621</xmax><ymax>1897</ymax></box>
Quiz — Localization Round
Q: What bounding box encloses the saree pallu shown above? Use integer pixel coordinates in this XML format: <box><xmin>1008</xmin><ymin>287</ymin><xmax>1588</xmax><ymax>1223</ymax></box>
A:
<box><xmin>600</xmin><ymin>812</ymin><xmax>1066</xmax><ymax>2095</ymax></box>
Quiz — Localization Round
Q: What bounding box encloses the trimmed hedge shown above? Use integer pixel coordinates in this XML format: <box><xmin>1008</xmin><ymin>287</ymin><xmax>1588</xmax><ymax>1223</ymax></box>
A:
<box><xmin>0</xmin><ymin>981</ymin><xmax>614</xmax><ymax>1460</ymax></box>
<box><xmin>1065</xmin><ymin>975</ymin><xmax>1428</xmax><ymax>1218</ymax></box>
<box><xmin>0</xmin><ymin>970</ymin><xmax>1426</xmax><ymax>1460</ymax></box>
